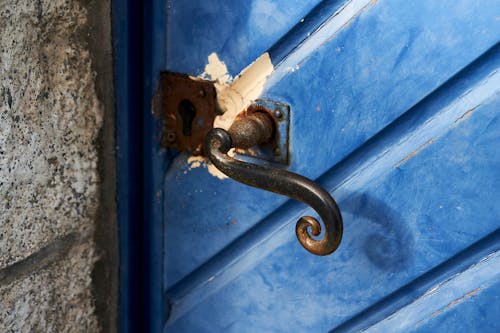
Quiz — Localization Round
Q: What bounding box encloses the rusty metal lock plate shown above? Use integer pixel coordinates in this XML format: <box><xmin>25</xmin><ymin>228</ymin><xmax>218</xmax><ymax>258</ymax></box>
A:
<box><xmin>234</xmin><ymin>99</ymin><xmax>290</xmax><ymax>165</ymax></box>
<box><xmin>160</xmin><ymin>72</ymin><xmax>216</xmax><ymax>155</ymax></box>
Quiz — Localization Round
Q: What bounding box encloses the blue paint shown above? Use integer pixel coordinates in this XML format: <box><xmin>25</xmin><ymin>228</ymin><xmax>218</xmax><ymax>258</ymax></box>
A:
<box><xmin>112</xmin><ymin>0</ymin><xmax>142</xmax><ymax>331</ymax></box>
<box><xmin>265</xmin><ymin>0</ymin><xmax>500</xmax><ymax>180</ymax></box>
<box><xmin>267</xmin><ymin>0</ymin><xmax>353</xmax><ymax>65</ymax></box>
<box><xmin>267</xmin><ymin>0</ymin><xmax>374</xmax><ymax>75</ymax></box>
<box><xmin>409</xmin><ymin>278</ymin><xmax>500</xmax><ymax>333</ymax></box>
<box><xmin>140</xmin><ymin>1</ymin><xmax>171</xmax><ymax>331</ymax></box>
<box><xmin>114</xmin><ymin>0</ymin><xmax>500</xmax><ymax>331</ymax></box>
<box><xmin>114</xmin><ymin>0</ymin><xmax>169</xmax><ymax>331</ymax></box>
<box><xmin>164</xmin><ymin>0</ymin><xmax>500</xmax><ymax>299</ymax></box>
<box><xmin>334</xmin><ymin>230</ymin><xmax>500</xmax><ymax>332</ymax></box>
<box><xmin>165</xmin><ymin>0</ymin><xmax>322</xmax><ymax>76</ymax></box>
<box><xmin>364</xmin><ymin>250</ymin><xmax>500</xmax><ymax>332</ymax></box>
<box><xmin>167</xmin><ymin>98</ymin><xmax>500</xmax><ymax>331</ymax></box>
<box><xmin>165</xmin><ymin>42</ymin><xmax>500</xmax><ymax>328</ymax></box>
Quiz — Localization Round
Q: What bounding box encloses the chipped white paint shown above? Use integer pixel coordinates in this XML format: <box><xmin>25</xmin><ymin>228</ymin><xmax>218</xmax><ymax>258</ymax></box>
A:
<box><xmin>198</xmin><ymin>52</ymin><xmax>274</xmax><ymax>130</ymax></box>
<box><xmin>187</xmin><ymin>52</ymin><xmax>274</xmax><ymax>179</ymax></box>
<box><xmin>187</xmin><ymin>156</ymin><xmax>228</xmax><ymax>180</ymax></box>
<box><xmin>200</xmin><ymin>53</ymin><xmax>232</xmax><ymax>84</ymax></box>
<box><xmin>214</xmin><ymin>52</ymin><xmax>274</xmax><ymax>130</ymax></box>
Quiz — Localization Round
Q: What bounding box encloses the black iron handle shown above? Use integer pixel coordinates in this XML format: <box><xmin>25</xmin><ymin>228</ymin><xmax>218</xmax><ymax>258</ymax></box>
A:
<box><xmin>204</xmin><ymin>112</ymin><xmax>343</xmax><ymax>256</ymax></box>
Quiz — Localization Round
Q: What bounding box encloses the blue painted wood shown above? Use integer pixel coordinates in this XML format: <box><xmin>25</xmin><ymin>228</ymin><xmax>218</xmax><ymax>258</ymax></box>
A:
<box><xmin>333</xmin><ymin>230</ymin><xmax>500</xmax><ymax>332</ymax></box>
<box><xmin>164</xmin><ymin>0</ymin><xmax>500</xmax><ymax>286</ymax></box>
<box><xmin>114</xmin><ymin>0</ymin><xmax>170</xmax><ymax>331</ymax></box>
<box><xmin>163</xmin><ymin>0</ymin><xmax>329</xmax><ymax>289</ymax></box>
<box><xmin>408</xmin><ymin>278</ymin><xmax>500</xmax><ymax>333</ymax></box>
<box><xmin>112</xmin><ymin>1</ymin><xmax>142</xmax><ymax>331</ymax></box>
<box><xmin>156</xmin><ymin>0</ymin><xmax>500</xmax><ymax>332</ymax></box>
<box><xmin>165</xmin><ymin>0</ymin><xmax>322</xmax><ymax>75</ymax></box>
<box><xmin>267</xmin><ymin>0</ymin><xmax>352</xmax><ymax>65</ymax></box>
<box><xmin>364</xmin><ymin>250</ymin><xmax>500</xmax><ymax>332</ymax></box>
<box><xmin>140</xmin><ymin>1</ymin><xmax>170</xmax><ymax>331</ymax></box>
<box><xmin>167</xmin><ymin>97</ymin><xmax>500</xmax><ymax>332</ymax></box>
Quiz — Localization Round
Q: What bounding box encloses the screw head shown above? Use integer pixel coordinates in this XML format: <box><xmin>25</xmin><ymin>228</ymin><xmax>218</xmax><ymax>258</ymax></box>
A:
<box><xmin>199</xmin><ymin>89</ymin><xmax>206</xmax><ymax>97</ymax></box>
<box><xmin>166</xmin><ymin>131</ymin><xmax>176</xmax><ymax>143</ymax></box>
<box><xmin>273</xmin><ymin>109</ymin><xmax>283</xmax><ymax>119</ymax></box>
<box><xmin>193</xmin><ymin>145</ymin><xmax>202</xmax><ymax>156</ymax></box>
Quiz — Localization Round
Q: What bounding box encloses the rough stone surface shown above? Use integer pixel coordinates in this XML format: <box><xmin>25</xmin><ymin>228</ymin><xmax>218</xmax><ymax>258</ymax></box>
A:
<box><xmin>0</xmin><ymin>239</ymin><xmax>99</xmax><ymax>332</ymax></box>
<box><xmin>0</xmin><ymin>0</ymin><xmax>101</xmax><ymax>267</ymax></box>
<box><xmin>0</xmin><ymin>0</ymin><xmax>108</xmax><ymax>331</ymax></box>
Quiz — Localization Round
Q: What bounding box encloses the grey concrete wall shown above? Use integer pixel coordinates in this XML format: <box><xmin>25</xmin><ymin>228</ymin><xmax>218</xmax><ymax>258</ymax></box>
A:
<box><xmin>0</xmin><ymin>0</ymin><xmax>116</xmax><ymax>332</ymax></box>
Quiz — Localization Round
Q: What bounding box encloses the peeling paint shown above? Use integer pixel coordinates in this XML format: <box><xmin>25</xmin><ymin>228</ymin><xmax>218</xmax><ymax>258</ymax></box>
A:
<box><xmin>446</xmin><ymin>288</ymin><xmax>480</xmax><ymax>308</ymax></box>
<box><xmin>187</xmin><ymin>157</ymin><xmax>202</xmax><ymax>170</ymax></box>
<box><xmin>211</xmin><ymin>52</ymin><xmax>274</xmax><ymax>130</ymax></box>
<box><xmin>364</xmin><ymin>251</ymin><xmax>500</xmax><ymax>332</ymax></box>
<box><xmin>187</xmin><ymin>156</ymin><xmax>228</xmax><ymax>180</ymax></box>
<box><xmin>200</xmin><ymin>53</ymin><xmax>232</xmax><ymax>84</ymax></box>
<box><xmin>393</xmin><ymin>138</ymin><xmax>435</xmax><ymax>169</ymax></box>
<box><xmin>454</xmin><ymin>107</ymin><xmax>477</xmax><ymax>124</ymax></box>
<box><xmin>414</xmin><ymin>287</ymin><xmax>482</xmax><ymax>328</ymax></box>
<box><xmin>188</xmin><ymin>52</ymin><xmax>273</xmax><ymax>180</ymax></box>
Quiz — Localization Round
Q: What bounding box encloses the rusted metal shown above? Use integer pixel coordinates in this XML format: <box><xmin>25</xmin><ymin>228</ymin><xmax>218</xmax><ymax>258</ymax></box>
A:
<box><xmin>204</xmin><ymin>118</ymin><xmax>343</xmax><ymax>256</ymax></box>
<box><xmin>228</xmin><ymin>111</ymin><xmax>274</xmax><ymax>149</ymax></box>
<box><xmin>233</xmin><ymin>100</ymin><xmax>290</xmax><ymax>165</ymax></box>
<box><xmin>160</xmin><ymin>72</ymin><xmax>216</xmax><ymax>154</ymax></box>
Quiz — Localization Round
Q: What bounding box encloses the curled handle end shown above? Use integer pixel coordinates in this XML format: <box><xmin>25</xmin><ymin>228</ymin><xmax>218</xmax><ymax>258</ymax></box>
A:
<box><xmin>205</xmin><ymin>125</ymin><xmax>343</xmax><ymax>256</ymax></box>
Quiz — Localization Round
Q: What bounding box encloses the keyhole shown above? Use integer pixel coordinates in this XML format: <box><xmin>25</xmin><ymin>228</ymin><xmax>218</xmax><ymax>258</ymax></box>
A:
<box><xmin>178</xmin><ymin>99</ymin><xmax>197</xmax><ymax>136</ymax></box>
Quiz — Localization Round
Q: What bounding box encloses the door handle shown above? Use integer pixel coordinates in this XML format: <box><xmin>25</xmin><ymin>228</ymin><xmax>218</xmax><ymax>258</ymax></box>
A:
<box><xmin>205</xmin><ymin>111</ymin><xmax>343</xmax><ymax>256</ymax></box>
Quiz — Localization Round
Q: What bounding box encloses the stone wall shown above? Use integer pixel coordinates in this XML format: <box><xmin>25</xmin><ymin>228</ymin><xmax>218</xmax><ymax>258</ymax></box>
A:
<box><xmin>0</xmin><ymin>0</ymin><xmax>116</xmax><ymax>332</ymax></box>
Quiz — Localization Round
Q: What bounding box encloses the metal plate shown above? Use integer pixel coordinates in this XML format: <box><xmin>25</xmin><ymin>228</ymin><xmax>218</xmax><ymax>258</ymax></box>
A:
<box><xmin>160</xmin><ymin>72</ymin><xmax>216</xmax><ymax>155</ymax></box>
<box><xmin>234</xmin><ymin>100</ymin><xmax>290</xmax><ymax>165</ymax></box>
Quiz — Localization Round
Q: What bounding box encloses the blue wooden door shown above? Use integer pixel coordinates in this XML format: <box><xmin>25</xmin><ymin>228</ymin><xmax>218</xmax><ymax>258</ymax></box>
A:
<box><xmin>145</xmin><ymin>1</ymin><xmax>500</xmax><ymax>332</ymax></box>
